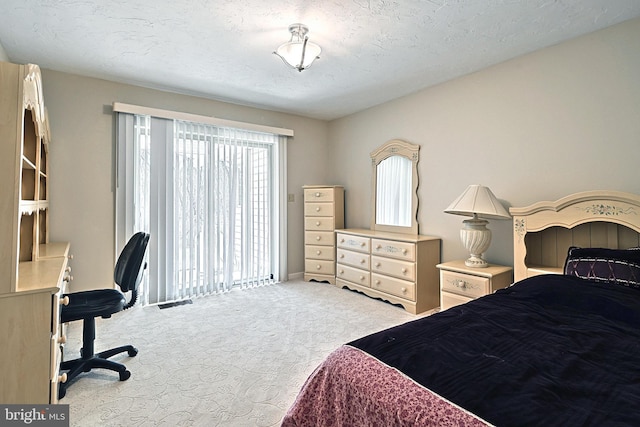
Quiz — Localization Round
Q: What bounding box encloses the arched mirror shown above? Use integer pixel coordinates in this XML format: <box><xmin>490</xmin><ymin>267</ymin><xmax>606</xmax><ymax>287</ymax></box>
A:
<box><xmin>370</xmin><ymin>139</ymin><xmax>420</xmax><ymax>234</ymax></box>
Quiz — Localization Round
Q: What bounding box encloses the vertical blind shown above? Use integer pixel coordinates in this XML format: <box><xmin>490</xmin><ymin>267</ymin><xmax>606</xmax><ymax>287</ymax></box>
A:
<box><xmin>116</xmin><ymin>112</ymin><xmax>288</xmax><ymax>305</ymax></box>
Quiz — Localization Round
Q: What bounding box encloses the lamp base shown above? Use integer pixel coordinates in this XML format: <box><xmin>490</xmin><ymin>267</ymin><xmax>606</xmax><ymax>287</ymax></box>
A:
<box><xmin>460</xmin><ymin>217</ymin><xmax>491</xmax><ymax>268</ymax></box>
<box><xmin>465</xmin><ymin>256</ymin><xmax>489</xmax><ymax>268</ymax></box>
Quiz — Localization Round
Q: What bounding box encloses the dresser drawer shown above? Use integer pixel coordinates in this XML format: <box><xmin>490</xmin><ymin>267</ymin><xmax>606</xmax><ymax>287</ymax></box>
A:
<box><xmin>371</xmin><ymin>273</ymin><xmax>415</xmax><ymax>301</ymax></box>
<box><xmin>304</xmin><ymin>188</ymin><xmax>335</xmax><ymax>202</ymax></box>
<box><xmin>371</xmin><ymin>238</ymin><xmax>415</xmax><ymax>262</ymax></box>
<box><xmin>336</xmin><ymin>264</ymin><xmax>370</xmax><ymax>287</ymax></box>
<box><xmin>441</xmin><ymin>291</ymin><xmax>473</xmax><ymax>310</ymax></box>
<box><xmin>337</xmin><ymin>248</ymin><xmax>370</xmax><ymax>270</ymax></box>
<box><xmin>304</xmin><ymin>202</ymin><xmax>335</xmax><ymax>217</ymax></box>
<box><xmin>337</xmin><ymin>233</ymin><xmax>370</xmax><ymax>253</ymax></box>
<box><xmin>305</xmin><ymin>231</ymin><xmax>335</xmax><ymax>246</ymax></box>
<box><xmin>305</xmin><ymin>217</ymin><xmax>335</xmax><ymax>231</ymax></box>
<box><xmin>440</xmin><ymin>270</ymin><xmax>489</xmax><ymax>299</ymax></box>
<box><xmin>305</xmin><ymin>245</ymin><xmax>335</xmax><ymax>261</ymax></box>
<box><xmin>305</xmin><ymin>259</ymin><xmax>336</xmax><ymax>275</ymax></box>
<box><xmin>371</xmin><ymin>255</ymin><xmax>415</xmax><ymax>281</ymax></box>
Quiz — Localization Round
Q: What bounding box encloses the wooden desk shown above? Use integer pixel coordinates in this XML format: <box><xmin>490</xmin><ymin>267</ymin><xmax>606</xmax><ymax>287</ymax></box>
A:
<box><xmin>0</xmin><ymin>242</ymin><xmax>71</xmax><ymax>404</ymax></box>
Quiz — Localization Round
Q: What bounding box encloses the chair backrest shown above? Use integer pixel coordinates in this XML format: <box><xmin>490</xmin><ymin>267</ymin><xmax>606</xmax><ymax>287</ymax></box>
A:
<box><xmin>114</xmin><ymin>232</ymin><xmax>150</xmax><ymax>295</ymax></box>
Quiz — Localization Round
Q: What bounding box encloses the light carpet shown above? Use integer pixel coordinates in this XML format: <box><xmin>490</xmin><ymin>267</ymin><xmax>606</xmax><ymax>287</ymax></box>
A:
<box><xmin>62</xmin><ymin>280</ymin><xmax>416</xmax><ymax>426</ymax></box>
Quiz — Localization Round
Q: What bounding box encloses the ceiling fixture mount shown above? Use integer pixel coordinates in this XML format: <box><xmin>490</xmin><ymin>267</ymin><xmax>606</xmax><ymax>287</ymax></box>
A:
<box><xmin>273</xmin><ymin>23</ymin><xmax>321</xmax><ymax>72</ymax></box>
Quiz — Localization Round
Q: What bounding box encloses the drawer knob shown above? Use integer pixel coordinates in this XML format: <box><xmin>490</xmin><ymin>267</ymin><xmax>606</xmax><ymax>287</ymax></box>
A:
<box><xmin>375</xmin><ymin>262</ymin><xmax>381</xmax><ymax>267</ymax></box>
<box><xmin>316</xmin><ymin>236</ymin><xmax>321</xmax><ymax>241</ymax></box>
<box><xmin>401</xmin><ymin>268</ymin><xmax>407</xmax><ymax>274</ymax></box>
<box><xmin>316</xmin><ymin>250</ymin><xmax>322</xmax><ymax>255</ymax></box>
<box><xmin>58</xmin><ymin>373</ymin><xmax>68</xmax><ymax>384</ymax></box>
<box><xmin>360</xmin><ymin>259</ymin><xmax>366</xmax><ymax>264</ymax></box>
<box><xmin>376</xmin><ymin>244</ymin><xmax>382</xmax><ymax>250</ymax></box>
<box><xmin>316</xmin><ymin>221</ymin><xmax>321</xmax><ymax>226</ymax></box>
<box><xmin>402</xmin><ymin>249</ymin><xmax>408</xmax><ymax>255</ymax></box>
<box><xmin>401</xmin><ymin>287</ymin><xmax>407</xmax><ymax>293</ymax></box>
<box><xmin>315</xmin><ymin>207</ymin><xmax>321</xmax><ymax>212</ymax></box>
<box><xmin>359</xmin><ymin>275</ymin><xmax>365</xmax><ymax>281</ymax></box>
<box><xmin>375</xmin><ymin>280</ymin><xmax>380</xmax><ymax>286</ymax></box>
<box><xmin>64</xmin><ymin>275</ymin><xmax>73</xmax><ymax>283</ymax></box>
<box><xmin>316</xmin><ymin>265</ymin><xmax>321</xmax><ymax>270</ymax></box>
<box><xmin>58</xmin><ymin>335</ymin><xmax>67</xmax><ymax>344</ymax></box>
<box><xmin>339</xmin><ymin>254</ymin><xmax>344</xmax><ymax>259</ymax></box>
<box><xmin>360</xmin><ymin>242</ymin><xmax>366</xmax><ymax>247</ymax></box>
<box><xmin>339</xmin><ymin>270</ymin><xmax>344</xmax><ymax>275</ymax></box>
<box><xmin>65</xmin><ymin>266</ymin><xmax>72</xmax><ymax>273</ymax></box>
<box><xmin>340</xmin><ymin>238</ymin><xmax>345</xmax><ymax>243</ymax></box>
<box><xmin>457</xmin><ymin>280</ymin><xmax>466</xmax><ymax>289</ymax></box>
<box><xmin>68</xmin><ymin>254</ymin><xmax>74</xmax><ymax>260</ymax></box>
<box><xmin>60</xmin><ymin>296</ymin><xmax>70</xmax><ymax>306</ymax></box>
<box><xmin>315</xmin><ymin>192</ymin><xmax>321</xmax><ymax>197</ymax></box>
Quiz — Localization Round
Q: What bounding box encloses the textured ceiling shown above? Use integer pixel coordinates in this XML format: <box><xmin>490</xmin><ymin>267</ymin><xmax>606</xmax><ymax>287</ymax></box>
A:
<box><xmin>1</xmin><ymin>1</ymin><xmax>639</xmax><ymax>120</ymax></box>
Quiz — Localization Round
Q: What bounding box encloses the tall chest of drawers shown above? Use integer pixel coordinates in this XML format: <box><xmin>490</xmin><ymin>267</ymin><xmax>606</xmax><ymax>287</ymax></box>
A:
<box><xmin>303</xmin><ymin>186</ymin><xmax>345</xmax><ymax>284</ymax></box>
<box><xmin>336</xmin><ymin>228</ymin><xmax>441</xmax><ymax>314</ymax></box>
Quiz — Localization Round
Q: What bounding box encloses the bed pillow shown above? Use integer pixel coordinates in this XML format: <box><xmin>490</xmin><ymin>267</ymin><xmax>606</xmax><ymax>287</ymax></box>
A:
<box><xmin>564</xmin><ymin>246</ymin><xmax>640</xmax><ymax>289</ymax></box>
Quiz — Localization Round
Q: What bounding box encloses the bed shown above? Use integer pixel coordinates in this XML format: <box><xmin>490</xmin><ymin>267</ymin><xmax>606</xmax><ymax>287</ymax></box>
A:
<box><xmin>282</xmin><ymin>191</ymin><xmax>640</xmax><ymax>426</ymax></box>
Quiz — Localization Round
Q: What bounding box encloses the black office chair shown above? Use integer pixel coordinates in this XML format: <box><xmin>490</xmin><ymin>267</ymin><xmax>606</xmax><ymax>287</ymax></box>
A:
<box><xmin>58</xmin><ymin>232</ymin><xmax>150</xmax><ymax>399</ymax></box>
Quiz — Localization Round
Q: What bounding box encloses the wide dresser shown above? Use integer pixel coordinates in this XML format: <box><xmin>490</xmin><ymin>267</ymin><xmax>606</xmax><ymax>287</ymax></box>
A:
<box><xmin>335</xmin><ymin>228</ymin><xmax>441</xmax><ymax>314</ymax></box>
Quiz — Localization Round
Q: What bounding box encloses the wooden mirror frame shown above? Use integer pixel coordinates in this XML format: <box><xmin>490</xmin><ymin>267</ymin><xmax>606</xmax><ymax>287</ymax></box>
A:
<box><xmin>370</xmin><ymin>139</ymin><xmax>420</xmax><ymax>235</ymax></box>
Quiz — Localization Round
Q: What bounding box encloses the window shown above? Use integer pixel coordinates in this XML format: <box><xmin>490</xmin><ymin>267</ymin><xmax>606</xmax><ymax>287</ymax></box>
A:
<box><xmin>116</xmin><ymin>107</ymin><xmax>290</xmax><ymax>305</ymax></box>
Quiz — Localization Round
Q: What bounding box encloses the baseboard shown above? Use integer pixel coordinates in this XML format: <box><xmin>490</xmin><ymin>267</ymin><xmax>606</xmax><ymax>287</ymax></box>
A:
<box><xmin>287</xmin><ymin>271</ymin><xmax>304</xmax><ymax>281</ymax></box>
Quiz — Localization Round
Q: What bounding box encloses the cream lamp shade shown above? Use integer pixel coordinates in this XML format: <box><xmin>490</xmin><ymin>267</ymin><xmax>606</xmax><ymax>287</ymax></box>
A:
<box><xmin>445</xmin><ymin>185</ymin><xmax>511</xmax><ymax>267</ymax></box>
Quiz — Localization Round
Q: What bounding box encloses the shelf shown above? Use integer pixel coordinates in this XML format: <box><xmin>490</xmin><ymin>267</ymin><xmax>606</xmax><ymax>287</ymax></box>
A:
<box><xmin>526</xmin><ymin>265</ymin><xmax>563</xmax><ymax>277</ymax></box>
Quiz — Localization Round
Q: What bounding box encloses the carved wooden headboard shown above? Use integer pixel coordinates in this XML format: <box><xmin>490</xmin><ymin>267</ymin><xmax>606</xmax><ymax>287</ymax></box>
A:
<box><xmin>509</xmin><ymin>191</ymin><xmax>640</xmax><ymax>282</ymax></box>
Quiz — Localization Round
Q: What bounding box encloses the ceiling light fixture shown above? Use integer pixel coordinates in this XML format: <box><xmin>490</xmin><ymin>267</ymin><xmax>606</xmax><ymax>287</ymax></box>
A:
<box><xmin>273</xmin><ymin>23</ymin><xmax>321</xmax><ymax>72</ymax></box>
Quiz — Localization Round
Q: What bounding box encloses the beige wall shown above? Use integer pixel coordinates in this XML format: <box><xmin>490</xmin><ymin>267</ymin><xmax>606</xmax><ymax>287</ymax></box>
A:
<box><xmin>41</xmin><ymin>71</ymin><xmax>329</xmax><ymax>290</ymax></box>
<box><xmin>328</xmin><ymin>17</ymin><xmax>640</xmax><ymax>267</ymax></box>
<box><xmin>0</xmin><ymin>41</ymin><xmax>8</xmax><ymax>62</ymax></box>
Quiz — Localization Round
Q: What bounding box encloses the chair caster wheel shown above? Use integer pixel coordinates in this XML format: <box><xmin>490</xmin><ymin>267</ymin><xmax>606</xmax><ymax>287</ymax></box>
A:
<box><xmin>120</xmin><ymin>370</ymin><xmax>131</xmax><ymax>381</ymax></box>
<box><xmin>128</xmin><ymin>347</ymin><xmax>138</xmax><ymax>357</ymax></box>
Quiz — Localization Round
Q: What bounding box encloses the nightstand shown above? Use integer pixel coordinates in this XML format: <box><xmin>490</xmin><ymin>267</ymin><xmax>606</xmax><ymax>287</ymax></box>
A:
<box><xmin>437</xmin><ymin>260</ymin><xmax>513</xmax><ymax>311</ymax></box>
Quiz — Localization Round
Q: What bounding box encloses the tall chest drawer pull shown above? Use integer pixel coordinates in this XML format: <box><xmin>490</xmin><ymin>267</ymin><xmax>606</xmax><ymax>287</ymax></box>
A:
<box><xmin>315</xmin><ymin>192</ymin><xmax>321</xmax><ymax>197</ymax></box>
<box><xmin>58</xmin><ymin>373</ymin><xmax>68</xmax><ymax>384</ymax></box>
<box><xmin>315</xmin><ymin>221</ymin><xmax>321</xmax><ymax>226</ymax></box>
<box><xmin>57</xmin><ymin>335</ymin><xmax>67</xmax><ymax>344</ymax></box>
<box><xmin>60</xmin><ymin>296</ymin><xmax>70</xmax><ymax>306</ymax></box>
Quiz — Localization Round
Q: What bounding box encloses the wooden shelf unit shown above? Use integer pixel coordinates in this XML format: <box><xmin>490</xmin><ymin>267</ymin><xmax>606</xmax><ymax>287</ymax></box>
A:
<box><xmin>0</xmin><ymin>61</ymin><xmax>71</xmax><ymax>404</ymax></box>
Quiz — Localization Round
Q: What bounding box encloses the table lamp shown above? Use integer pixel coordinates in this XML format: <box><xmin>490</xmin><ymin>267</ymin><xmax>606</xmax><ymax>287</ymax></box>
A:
<box><xmin>444</xmin><ymin>185</ymin><xmax>511</xmax><ymax>267</ymax></box>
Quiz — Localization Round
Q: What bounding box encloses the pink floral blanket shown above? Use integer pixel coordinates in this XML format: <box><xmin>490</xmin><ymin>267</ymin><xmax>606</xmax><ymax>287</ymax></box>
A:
<box><xmin>281</xmin><ymin>345</ymin><xmax>491</xmax><ymax>427</ymax></box>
